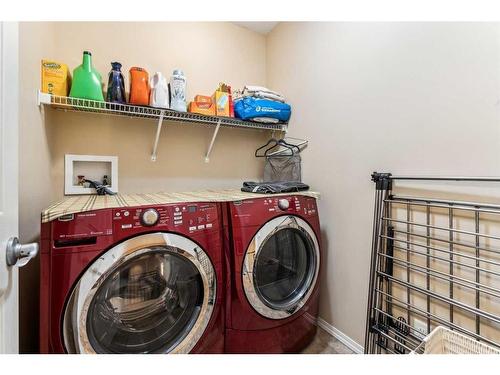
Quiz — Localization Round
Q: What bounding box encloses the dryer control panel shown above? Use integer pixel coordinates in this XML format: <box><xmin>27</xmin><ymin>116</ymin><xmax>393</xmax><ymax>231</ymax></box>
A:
<box><xmin>112</xmin><ymin>203</ymin><xmax>219</xmax><ymax>233</ymax></box>
<box><xmin>230</xmin><ymin>195</ymin><xmax>318</xmax><ymax>227</ymax></box>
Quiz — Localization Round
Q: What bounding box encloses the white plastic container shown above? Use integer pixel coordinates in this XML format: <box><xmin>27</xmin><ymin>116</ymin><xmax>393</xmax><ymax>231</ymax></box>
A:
<box><xmin>149</xmin><ymin>72</ymin><xmax>170</xmax><ymax>109</ymax></box>
<box><xmin>169</xmin><ymin>69</ymin><xmax>187</xmax><ymax>112</ymax></box>
<box><xmin>412</xmin><ymin>326</ymin><xmax>500</xmax><ymax>354</ymax></box>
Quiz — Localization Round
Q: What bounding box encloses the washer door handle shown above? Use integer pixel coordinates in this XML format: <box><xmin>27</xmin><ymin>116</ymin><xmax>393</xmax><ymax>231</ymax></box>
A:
<box><xmin>6</xmin><ymin>237</ymin><xmax>39</xmax><ymax>267</ymax></box>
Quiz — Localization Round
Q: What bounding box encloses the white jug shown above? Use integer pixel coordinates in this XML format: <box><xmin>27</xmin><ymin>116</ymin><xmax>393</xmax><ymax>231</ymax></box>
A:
<box><xmin>150</xmin><ymin>72</ymin><xmax>170</xmax><ymax>109</ymax></box>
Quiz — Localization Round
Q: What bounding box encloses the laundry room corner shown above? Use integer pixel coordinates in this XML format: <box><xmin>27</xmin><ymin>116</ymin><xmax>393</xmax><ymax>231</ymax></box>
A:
<box><xmin>3</xmin><ymin>2</ymin><xmax>500</xmax><ymax>370</ymax></box>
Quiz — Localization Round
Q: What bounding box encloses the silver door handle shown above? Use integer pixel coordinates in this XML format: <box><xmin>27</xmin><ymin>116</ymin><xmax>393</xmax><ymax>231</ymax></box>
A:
<box><xmin>6</xmin><ymin>237</ymin><xmax>39</xmax><ymax>267</ymax></box>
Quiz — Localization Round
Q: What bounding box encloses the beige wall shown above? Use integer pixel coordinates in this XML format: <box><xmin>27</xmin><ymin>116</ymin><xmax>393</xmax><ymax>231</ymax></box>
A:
<box><xmin>18</xmin><ymin>22</ymin><xmax>56</xmax><ymax>353</ymax></box>
<box><xmin>18</xmin><ymin>21</ymin><xmax>269</xmax><ymax>352</ymax></box>
<box><xmin>48</xmin><ymin>22</ymin><xmax>269</xmax><ymax>199</ymax></box>
<box><xmin>267</xmin><ymin>22</ymin><xmax>500</xmax><ymax>346</ymax></box>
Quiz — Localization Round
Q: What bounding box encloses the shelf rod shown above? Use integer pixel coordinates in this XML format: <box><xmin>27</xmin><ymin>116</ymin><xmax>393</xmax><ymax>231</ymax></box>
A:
<box><xmin>151</xmin><ymin>110</ymin><xmax>165</xmax><ymax>162</ymax></box>
<box><xmin>267</xmin><ymin>140</ymin><xmax>308</xmax><ymax>156</ymax></box>
<box><xmin>204</xmin><ymin>119</ymin><xmax>222</xmax><ymax>163</ymax></box>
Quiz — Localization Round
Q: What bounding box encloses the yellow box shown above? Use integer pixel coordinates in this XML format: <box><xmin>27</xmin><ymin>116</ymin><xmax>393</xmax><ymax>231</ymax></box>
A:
<box><xmin>189</xmin><ymin>95</ymin><xmax>216</xmax><ymax>116</ymax></box>
<box><xmin>213</xmin><ymin>90</ymin><xmax>230</xmax><ymax>117</ymax></box>
<box><xmin>41</xmin><ymin>60</ymin><xmax>70</xmax><ymax>96</ymax></box>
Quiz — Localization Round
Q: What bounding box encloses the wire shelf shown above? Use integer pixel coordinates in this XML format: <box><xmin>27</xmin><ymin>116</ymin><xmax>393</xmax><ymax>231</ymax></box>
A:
<box><xmin>38</xmin><ymin>91</ymin><xmax>288</xmax><ymax>132</ymax></box>
<box><xmin>38</xmin><ymin>90</ymin><xmax>287</xmax><ymax>162</ymax></box>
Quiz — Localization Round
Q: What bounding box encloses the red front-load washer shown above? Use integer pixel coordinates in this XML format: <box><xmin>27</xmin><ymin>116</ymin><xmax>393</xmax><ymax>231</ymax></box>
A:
<box><xmin>40</xmin><ymin>202</ymin><xmax>224</xmax><ymax>354</ymax></box>
<box><xmin>223</xmin><ymin>195</ymin><xmax>322</xmax><ymax>353</ymax></box>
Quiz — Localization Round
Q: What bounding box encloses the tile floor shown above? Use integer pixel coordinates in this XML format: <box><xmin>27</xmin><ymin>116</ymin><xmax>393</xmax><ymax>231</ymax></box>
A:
<box><xmin>301</xmin><ymin>327</ymin><xmax>355</xmax><ymax>354</ymax></box>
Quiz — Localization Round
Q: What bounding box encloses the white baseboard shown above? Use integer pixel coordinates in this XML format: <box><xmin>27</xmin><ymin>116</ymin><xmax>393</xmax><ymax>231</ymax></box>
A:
<box><xmin>316</xmin><ymin>317</ymin><xmax>364</xmax><ymax>354</ymax></box>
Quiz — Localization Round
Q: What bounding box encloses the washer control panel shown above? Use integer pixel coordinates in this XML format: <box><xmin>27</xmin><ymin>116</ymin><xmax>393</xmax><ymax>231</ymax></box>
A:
<box><xmin>113</xmin><ymin>203</ymin><xmax>218</xmax><ymax>233</ymax></box>
<box><xmin>52</xmin><ymin>211</ymin><xmax>112</xmax><ymax>240</ymax></box>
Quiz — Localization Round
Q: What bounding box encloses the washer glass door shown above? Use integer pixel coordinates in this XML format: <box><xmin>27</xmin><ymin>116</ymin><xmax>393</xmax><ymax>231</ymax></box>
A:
<box><xmin>63</xmin><ymin>232</ymin><xmax>216</xmax><ymax>354</ymax></box>
<box><xmin>242</xmin><ymin>216</ymin><xmax>320</xmax><ymax>320</ymax></box>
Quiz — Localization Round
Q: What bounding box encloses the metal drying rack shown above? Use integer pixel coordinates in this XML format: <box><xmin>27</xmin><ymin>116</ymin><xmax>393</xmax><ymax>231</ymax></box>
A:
<box><xmin>365</xmin><ymin>172</ymin><xmax>500</xmax><ymax>354</ymax></box>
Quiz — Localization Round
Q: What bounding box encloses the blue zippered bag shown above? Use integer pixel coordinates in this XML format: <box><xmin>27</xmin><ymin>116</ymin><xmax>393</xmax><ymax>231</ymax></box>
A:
<box><xmin>234</xmin><ymin>97</ymin><xmax>291</xmax><ymax>122</ymax></box>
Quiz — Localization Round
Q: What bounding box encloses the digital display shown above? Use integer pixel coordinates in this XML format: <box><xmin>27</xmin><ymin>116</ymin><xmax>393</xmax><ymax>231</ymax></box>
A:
<box><xmin>188</xmin><ymin>206</ymin><xmax>197</xmax><ymax>213</ymax></box>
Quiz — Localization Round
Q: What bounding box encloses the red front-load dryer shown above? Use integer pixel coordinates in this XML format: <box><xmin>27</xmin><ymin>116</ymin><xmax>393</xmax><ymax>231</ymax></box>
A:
<box><xmin>40</xmin><ymin>202</ymin><xmax>224</xmax><ymax>354</ymax></box>
<box><xmin>223</xmin><ymin>195</ymin><xmax>322</xmax><ymax>353</ymax></box>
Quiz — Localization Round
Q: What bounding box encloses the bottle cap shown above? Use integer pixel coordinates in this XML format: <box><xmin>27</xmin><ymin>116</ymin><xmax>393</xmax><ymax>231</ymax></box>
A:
<box><xmin>84</xmin><ymin>51</ymin><xmax>92</xmax><ymax>56</ymax></box>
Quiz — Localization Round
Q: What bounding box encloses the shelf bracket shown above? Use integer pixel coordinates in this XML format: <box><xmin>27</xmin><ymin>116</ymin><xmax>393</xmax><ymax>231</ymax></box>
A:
<box><xmin>37</xmin><ymin>90</ymin><xmax>52</xmax><ymax>106</ymax></box>
<box><xmin>204</xmin><ymin>119</ymin><xmax>222</xmax><ymax>163</ymax></box>
<box><xmin>151</xmin><ymin>110</ymin><xmax>165</xmax><ymax>162</ymax></box>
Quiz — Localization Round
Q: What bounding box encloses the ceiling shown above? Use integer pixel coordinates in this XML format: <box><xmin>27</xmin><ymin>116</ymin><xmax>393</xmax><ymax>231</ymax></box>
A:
<box><xmin>233</xmin><ymin>22</ymin><xmax>279</xmax><ymax>35</ymax></box>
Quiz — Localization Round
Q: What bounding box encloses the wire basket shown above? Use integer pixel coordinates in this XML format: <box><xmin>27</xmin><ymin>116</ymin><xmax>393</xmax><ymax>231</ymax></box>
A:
<box><xmin>413</xmin><ymin>327</ymin><xmax>500</xmax><ymax>354</ymax></box>
<box><xmin>264</xmin><ymin>153</ymin><xmax>302</xmax><ymax>182</ymax></box>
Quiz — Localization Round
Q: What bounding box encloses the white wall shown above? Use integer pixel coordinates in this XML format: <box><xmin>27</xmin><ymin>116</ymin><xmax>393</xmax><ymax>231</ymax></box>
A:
<box><xmin>267</xmin><ymin>22</ymin><xmax>500</xmax><ymax>345</ymax></box>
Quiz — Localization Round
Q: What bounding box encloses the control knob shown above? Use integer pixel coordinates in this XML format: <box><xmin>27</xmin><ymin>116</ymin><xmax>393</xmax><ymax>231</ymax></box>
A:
<box><xmin>141</xmin><ymin>208</ymin><xmax>159</xmax><ymax>226</ymax></box>
<box><xmin>278</xmin><ymin>199</ymin><xmax>290</xmax><ymax>211</ymax></box>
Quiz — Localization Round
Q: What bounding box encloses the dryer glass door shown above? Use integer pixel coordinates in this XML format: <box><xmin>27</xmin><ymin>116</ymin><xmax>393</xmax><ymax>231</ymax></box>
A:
<box><xmin>243</xmin><ymin>216</ymin><xmax>320</xmax><ymax>320</ymax></box>
<box><xmin>63</xmin><ymin>232</ymin><xmax>216</xmax><ymax>354</ymax></box>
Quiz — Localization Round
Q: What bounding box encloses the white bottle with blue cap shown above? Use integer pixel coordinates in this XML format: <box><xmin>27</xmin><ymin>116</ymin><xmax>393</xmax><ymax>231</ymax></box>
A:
<box><xmin>169</xmin><ymin>69</ymin><xmax>187</xmax><ymax>112</ymax></box>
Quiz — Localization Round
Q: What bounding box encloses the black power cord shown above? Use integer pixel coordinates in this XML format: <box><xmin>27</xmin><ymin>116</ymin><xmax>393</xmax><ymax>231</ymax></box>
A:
<box><xmin>84</xmin><ymin>179</ymin><xmax>116</xmax><ymax>196</ymax></box>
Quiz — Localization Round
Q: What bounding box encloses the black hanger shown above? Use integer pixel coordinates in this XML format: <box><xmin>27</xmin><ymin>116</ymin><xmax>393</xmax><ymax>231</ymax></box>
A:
<box><xmin>278</xmin><ymin>139</ymin><xmax>301</xmax><ymax>154</ymax></box>
<box><xmin>255</xmin><ymin>138</ymin><xmax>279</xmax><ymax>157</ymax></box>
<box><xmin>255</xmin><ymin>138</ymin><xmax>299</xmax><ymax>157</ymax></box>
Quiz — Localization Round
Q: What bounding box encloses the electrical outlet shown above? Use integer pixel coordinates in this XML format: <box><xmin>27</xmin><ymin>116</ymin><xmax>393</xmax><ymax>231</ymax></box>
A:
<box><xmin>413</xmin><ymin>319</ymin><xmax>428</xmax><ymax>340</ymax></box>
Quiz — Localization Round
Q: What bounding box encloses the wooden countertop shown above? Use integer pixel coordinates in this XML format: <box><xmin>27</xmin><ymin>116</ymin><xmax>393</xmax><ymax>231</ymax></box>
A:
<box><xmin>41</xmin><ymin>189</ymin><xmax>320</xmax><ymax>223</ymax></box>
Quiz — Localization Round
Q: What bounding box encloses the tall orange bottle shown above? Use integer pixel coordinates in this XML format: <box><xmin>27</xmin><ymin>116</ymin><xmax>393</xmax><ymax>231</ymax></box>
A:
<box><xmin>129</xmin><ymin>67</ymin><xmax>150</xmax><ymax>105</ymax></box>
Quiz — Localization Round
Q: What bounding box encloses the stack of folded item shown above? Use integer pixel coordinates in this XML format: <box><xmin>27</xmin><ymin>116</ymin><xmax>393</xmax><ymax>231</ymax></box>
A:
<box><xmin>242</xmin><ymin>85</ymin><xmax>286</xmax><ymax>103</ymax></box>
<box><xmin>241</xmin><ymin>181</ymin><xmax>309</xmax><ymax>194</ymax></box>
<box><xmin>234</xmin><ymin>85</ymin><xmax>291</xmax><ymax>123</ymax></box>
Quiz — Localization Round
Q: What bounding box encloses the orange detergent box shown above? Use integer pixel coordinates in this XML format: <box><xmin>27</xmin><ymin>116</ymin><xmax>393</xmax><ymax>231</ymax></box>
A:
<box><xmin>188</xmin><ymin>95</ymin><xmax>216</xmax><ymax>116</ymax></box>
<box><xmin>41</xmin><ymin>59</ymin><xmax>71</xmax><ymax>96</ymax></box>
<box><xmin>213</xmin><ymin>90</ymin><xmax>230</xmax><ymax>117</ymax></box>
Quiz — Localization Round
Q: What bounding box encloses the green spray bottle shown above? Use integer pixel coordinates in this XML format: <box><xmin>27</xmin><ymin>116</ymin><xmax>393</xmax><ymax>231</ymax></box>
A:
<box><xmin>69</xmin><ymin>51</ymin><xmax>104</xmax><ymax>101</ymax></box>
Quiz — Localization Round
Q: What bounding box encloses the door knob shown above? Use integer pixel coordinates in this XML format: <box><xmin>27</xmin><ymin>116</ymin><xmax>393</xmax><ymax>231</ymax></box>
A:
<box><xmin>6</xmin><ymin>237</ymin><xmax>39</xmax><ymax>267</ymax></box>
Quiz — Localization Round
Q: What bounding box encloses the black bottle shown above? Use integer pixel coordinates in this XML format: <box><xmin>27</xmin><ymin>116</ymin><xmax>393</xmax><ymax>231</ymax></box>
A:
<box><xmin>106</xmin><ymin>62</ymin><xmax>126</xmax><ymax>103</ymax></box>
